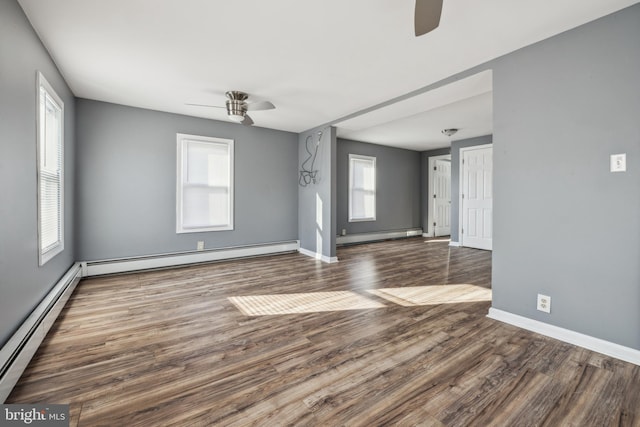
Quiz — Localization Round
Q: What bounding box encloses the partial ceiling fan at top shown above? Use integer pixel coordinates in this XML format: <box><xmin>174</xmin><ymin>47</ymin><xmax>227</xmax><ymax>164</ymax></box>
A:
<box><xmin>186</xmin><ymin>91</ymin><xmax>275</xmax><ymax>126</ymax></box>
<box><xmin>415</xmin><ymin>0</ymin><xmax>443</xmax><ymax>36</ymax></box>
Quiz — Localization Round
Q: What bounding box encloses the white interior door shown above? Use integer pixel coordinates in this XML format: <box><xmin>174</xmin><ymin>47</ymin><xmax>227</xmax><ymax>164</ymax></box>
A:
<box><xmin>433</xmin><ymin>159</ymin><xmax>451</xmax><ymax>237</ymax></box>
<box><xmin>461</xmin><ymin>146</ymin><xmax>493</xmax><ymax>250</ymax></box>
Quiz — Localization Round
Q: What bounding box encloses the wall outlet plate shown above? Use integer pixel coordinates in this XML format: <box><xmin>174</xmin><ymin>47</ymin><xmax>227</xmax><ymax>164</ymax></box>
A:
<box><xmin>537</xmin><ymin>294</ymin><xmax>551</xmax><ymax>313</ymax></box>
<box><xmin>610</xmin><ymin>153</ymin><xmax>626</xmax><ymax>172</ymax></box>
<box><xmin>197</xmin><ymin>241</ymin><xmax>205</xmax><ymax>251</ymax></box>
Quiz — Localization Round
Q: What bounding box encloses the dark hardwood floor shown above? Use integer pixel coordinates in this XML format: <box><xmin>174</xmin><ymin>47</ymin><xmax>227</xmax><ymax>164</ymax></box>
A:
<box><xmin>8</xmin><ymin>237</ymin><xmax>640</xmax><ymax>426</ymax></box>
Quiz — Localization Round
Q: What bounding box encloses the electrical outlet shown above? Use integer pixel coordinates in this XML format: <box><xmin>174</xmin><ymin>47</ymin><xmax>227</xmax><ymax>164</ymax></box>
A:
<box><xmin>197</xmin><ymin>241</ymin><xmax>205</xmax><ymax>251</ymax></box>
<box><xmin>537</xmin><ymin>294</ymin><xmax>551</xmax><ymax>313</ymax></box>
<box><xmin>610</xmin><ymin>153</ymin><xmax>626</xmax><ymax>172</ymax></box>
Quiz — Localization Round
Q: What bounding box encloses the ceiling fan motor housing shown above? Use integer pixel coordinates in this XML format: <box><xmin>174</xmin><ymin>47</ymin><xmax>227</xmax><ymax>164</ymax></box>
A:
<box><xmin>226</xmin><ymin>100</ymin><xmax>247</xmax><ymax>117</ymax></box>
<box><xmin>225</xmin><ymin>91</ymin><xmax>248</xmax><ymax>119</ymax></box>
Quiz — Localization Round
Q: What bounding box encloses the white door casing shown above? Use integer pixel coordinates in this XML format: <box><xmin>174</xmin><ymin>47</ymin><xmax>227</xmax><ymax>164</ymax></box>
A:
<box><xmin>433</xmin><ymin>159</ymin><xmax>451</xmax><ymax>237</ymax></box>
<box><xmin>460</xmin><ymin>145</ymin><xmax>493</xmax><ymax>250</ymax></box>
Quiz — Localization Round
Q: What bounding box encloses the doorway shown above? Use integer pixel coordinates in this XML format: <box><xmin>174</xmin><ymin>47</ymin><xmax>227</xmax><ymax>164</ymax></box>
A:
<box><xmin>460</xmin><ymin>144</ymin><xmax>493</xmax><ymax>250</ymax></box>
<box><xmin>427</xmin><ymin>154</ymin><xmax>452</xmax><ymax>237</ymax></box>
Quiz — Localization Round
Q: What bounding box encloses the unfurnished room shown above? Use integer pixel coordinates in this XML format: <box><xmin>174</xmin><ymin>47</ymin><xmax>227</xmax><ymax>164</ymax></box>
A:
<box><xmin>1</xmin><ymin>0</ymin><xmax>639</xmax><ymax>425</ymax></box>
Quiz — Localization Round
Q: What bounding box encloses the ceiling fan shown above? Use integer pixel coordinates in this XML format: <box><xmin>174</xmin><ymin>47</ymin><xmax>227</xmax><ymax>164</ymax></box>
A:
<box><xmin>186</xmin><ymin>91</ymin><xmax>275</xmax><ymax>126</ymax></box>
<box><xmin>414</xmin><ymin>0</ymin><xmax>443</xmax><ymax>36</ymax></box>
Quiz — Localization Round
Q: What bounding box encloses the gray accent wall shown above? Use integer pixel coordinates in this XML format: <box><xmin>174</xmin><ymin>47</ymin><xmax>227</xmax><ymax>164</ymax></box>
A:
<box><xmin>450</xmin><ymin>135</ymin><xmax>493</xmax><ymax>243</ymax></box>
<box><xmin>337</xmin><ymin>138</ymin><xmax>421</xmax><ymax>236</ymax></box>
<box><xmin>491</xmin><ymin>4</ymin><xmax>640</xmax><ymax>349</ymax></box>
<box><xmin>298</xmin><ymin>127</ymin><xmax>337</xmax><ymax>258</ymax></box>
<box><xmin>0</xmin><ymin>0</ymin><xmax>76</xmax><ymax>347</ymax></box>
<box><xmin>76</xmin><ymin>99</ymin><xmax>298</xmax><ymax>261</ymax></box>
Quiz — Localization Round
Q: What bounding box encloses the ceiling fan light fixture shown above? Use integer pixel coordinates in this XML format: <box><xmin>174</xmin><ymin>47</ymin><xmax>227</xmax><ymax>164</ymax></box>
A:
<box><xmin>228</xmin><ymin>113</ymin><xmax>245</xmax><ymax>122</ymax></box>
<box><xmin>187</xmin><ymin>90</ymin><xmax>274</xmax><ymax>126</ymax></box>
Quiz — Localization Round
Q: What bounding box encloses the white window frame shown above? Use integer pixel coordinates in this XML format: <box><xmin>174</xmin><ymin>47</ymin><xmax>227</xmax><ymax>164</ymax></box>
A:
<box><xmin>348</xmin><ymin>154</ymin><xmax>377</xmax><ymax>222</ymax></box>
<box><xmin>37</xmin><ymin>72</ymin><xmax>64</xmax><ymax>266</ymax></box>
<box><xmin>176</xmin><ymin>133</ymin><xmax>234</xmax><ymax>233</ymax></box>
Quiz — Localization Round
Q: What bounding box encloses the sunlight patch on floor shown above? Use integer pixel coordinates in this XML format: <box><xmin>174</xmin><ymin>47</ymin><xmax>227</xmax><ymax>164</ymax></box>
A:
<box><xmin>228</xmin><ymin>291</ymin><xmax>386</xmax><ymax>316</ymax></box>
<box><xmin>367</xmin><ymin>284</ymin><xmax>491</xmax><ymax>306</ymax></box>
<box><xmin>229</xmin><ymin>285</ymin><xmax>491</xmax><ymax>316</ymax></box>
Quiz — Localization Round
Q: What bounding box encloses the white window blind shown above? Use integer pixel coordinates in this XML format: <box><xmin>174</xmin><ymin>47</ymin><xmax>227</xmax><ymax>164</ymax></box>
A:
<box><xmin>349</xmin><ymin>154</ymin><xmax>376</xmax><ymax>222</ymax></box>
<box><xmin>177</xmin><ymin>134</ymin><xmax>234</xmax><ymax>233</ymax></box>
<box><xmin>37</xmin><ymin>72</ymin><xmax>64</xmax><ymax>265</ymax></box>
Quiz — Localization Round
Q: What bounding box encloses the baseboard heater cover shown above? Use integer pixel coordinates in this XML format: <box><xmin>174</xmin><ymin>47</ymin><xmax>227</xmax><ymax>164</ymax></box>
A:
<box><xmin>0</xmin><ymin>263</ymin><xmax>82</xmax><ymax>403</ymax></box>
<box><xmin>488</xmin><ymin>307</ymin><xmax>640</xmax><ymax>366</ymax></box>
<box><xmin>336</xmin><ymin>229</ymin><xmax>423</xmax><ymax>245</ymax></box>
<box><xmin>83</xmin><ymin>240</ymin><xmax>300</xmax><ymax>276</ymax></box>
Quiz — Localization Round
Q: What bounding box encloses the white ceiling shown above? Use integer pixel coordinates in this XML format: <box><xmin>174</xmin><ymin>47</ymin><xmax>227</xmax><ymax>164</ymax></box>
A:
<box><xmin>18</xmin><ymin>0</ymin><xmax>638</xmax><ymax>150</ymax></box>
<box><xmin>336</xmin><ymin>70</ymin><xmax>493</xmax><ymax>150</ymax></box>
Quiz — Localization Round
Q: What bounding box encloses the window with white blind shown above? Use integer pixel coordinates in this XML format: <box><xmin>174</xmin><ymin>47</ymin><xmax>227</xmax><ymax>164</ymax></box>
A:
<box><xmin>37</xmin><ymin>72</ymin><xmax>64</xmax><ymax>266</ymax></box>
<box><xmin>348</xmin><ymin>154</ymin><xmax>376</xmax><ymax>222</ymax></box>
<box><xmin>176</xmin><ymin>134</ymin><xmax>234</xmax><ymax>233</ymax></box>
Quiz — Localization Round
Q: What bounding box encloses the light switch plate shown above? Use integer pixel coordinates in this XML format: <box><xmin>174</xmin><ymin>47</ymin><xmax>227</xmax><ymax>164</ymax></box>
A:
<box><xmin>610</xmin><ymin>153</ymin><xmax>626</xmax><ymax>172</ymax></box>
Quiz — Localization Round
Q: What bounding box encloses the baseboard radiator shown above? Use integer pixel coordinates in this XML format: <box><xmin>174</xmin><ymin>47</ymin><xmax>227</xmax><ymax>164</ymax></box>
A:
<box><xmin>0</xmin><ymin>263</ymin><xmax>82</xmax><ymax>402</ymax></box>
<box><xmin>82</xmin><ymin>240</ymin><xmax>300</xmax><ymax>277</ymax></box>
<box><xmin>336</xmin><ymin>228</ymin><xmax>423</xmax><ymax>246</ymax></box>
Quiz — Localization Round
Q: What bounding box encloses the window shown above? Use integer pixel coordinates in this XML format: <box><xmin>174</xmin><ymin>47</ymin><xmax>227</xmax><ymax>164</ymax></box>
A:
<box><xmin>349</xmin><ymin>154</ymin><xmax>376</xmax><ymax>222</ymax></box>
<box><xmin>37</xmin><ymin>72</ymin><xmax>64</xmax><ymax>265</ymax></box>
<box><xmin>176</xmin><ymin>134</ymin><xmax>234</xmax><ymax>233</ymax></box>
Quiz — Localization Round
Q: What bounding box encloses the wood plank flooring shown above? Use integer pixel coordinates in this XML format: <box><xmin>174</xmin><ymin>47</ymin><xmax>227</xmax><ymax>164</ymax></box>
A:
<box><xmin>7</xmin><ymin>237</ymin><xmax>640</xmax><ymax>426</ymax></box>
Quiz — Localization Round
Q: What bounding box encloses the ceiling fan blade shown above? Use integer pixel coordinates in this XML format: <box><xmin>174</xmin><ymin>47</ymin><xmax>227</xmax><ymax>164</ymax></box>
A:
<box><xmin>241</xmin><ymin>114</ymin><xmax>254</xmax><ymax>126</ymax></box>
<box><xmin>185</xmin><ymin>103</ymin><xmax>225</xmax><ymax>108</ymax></box>
<box><xmin>415</xmin><ymin>0</ymin><xmax>443</xmax><ymax>37</ymax></box>
<box><xmin>246</xmin><ymin>101</ymin><xmax>276</xmax><ymax>111</ymax></box>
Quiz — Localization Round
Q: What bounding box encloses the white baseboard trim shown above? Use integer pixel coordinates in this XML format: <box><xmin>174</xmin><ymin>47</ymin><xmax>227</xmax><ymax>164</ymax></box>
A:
<box><xmin>336</xmin><ymin>228</ymin><xmax>423</xmax><ymax>245</ymax></box>
<box><xmin>298</xmin><ymin>247</ymin><xmax>339</xmax><ymax>263</ymax></box>
<box><xmin>1</xmin><ymin>263</ymin><xmax>82</xmax><ymax>402</ymax></box>
<box><xmin>449</xmin><ymin>241</ymin><xmax>461</xmax><ymax>247</ymax></box>
<box><xmin>422</xmin><ymin>233</ymin><xmax>432</xmax><ymax>238</ymax></box>
<box><xmin>487</xmin><ymin>308</ymin><xmax>640</xmax><ymax>366</ymax></box>
<box><xmin>84</xmin><ymin>241</ymin><xmax>300</xmax><ymax>276</ymax></box>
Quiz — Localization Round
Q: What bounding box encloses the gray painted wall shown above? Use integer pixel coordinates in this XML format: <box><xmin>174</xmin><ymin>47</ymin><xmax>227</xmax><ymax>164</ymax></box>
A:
<box><xmin>491</xmin><ymin>4</ymin><xmax>640</xmax><ymax>349</ymax></box>
<box><xmin>420</xmin><ymin>147</ymin><xmax>451</xmax><ymax>234</ymax></box>
<box><xmin>450</xmin><ymin>135</ymin><xmax>493</xmax><ymax>243</ymax></box>
<box><xmin>0</xmin><ymin>0</ymin><xmax>76</xmax><ymax>347</ymax></box>
<box><xmin>76</xmin><ymin>99</ymin><xmax>298</xmax><ymax>260</ymax></box>
<box><xmin>337</xmin><ymin>138</ymin><xmax>421</xmax><ymax>235</ymax></box>
<box><xmin>298</xmin><ymin>127</ymin><xmax>336</xmax><ymax>258</ymax></box>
